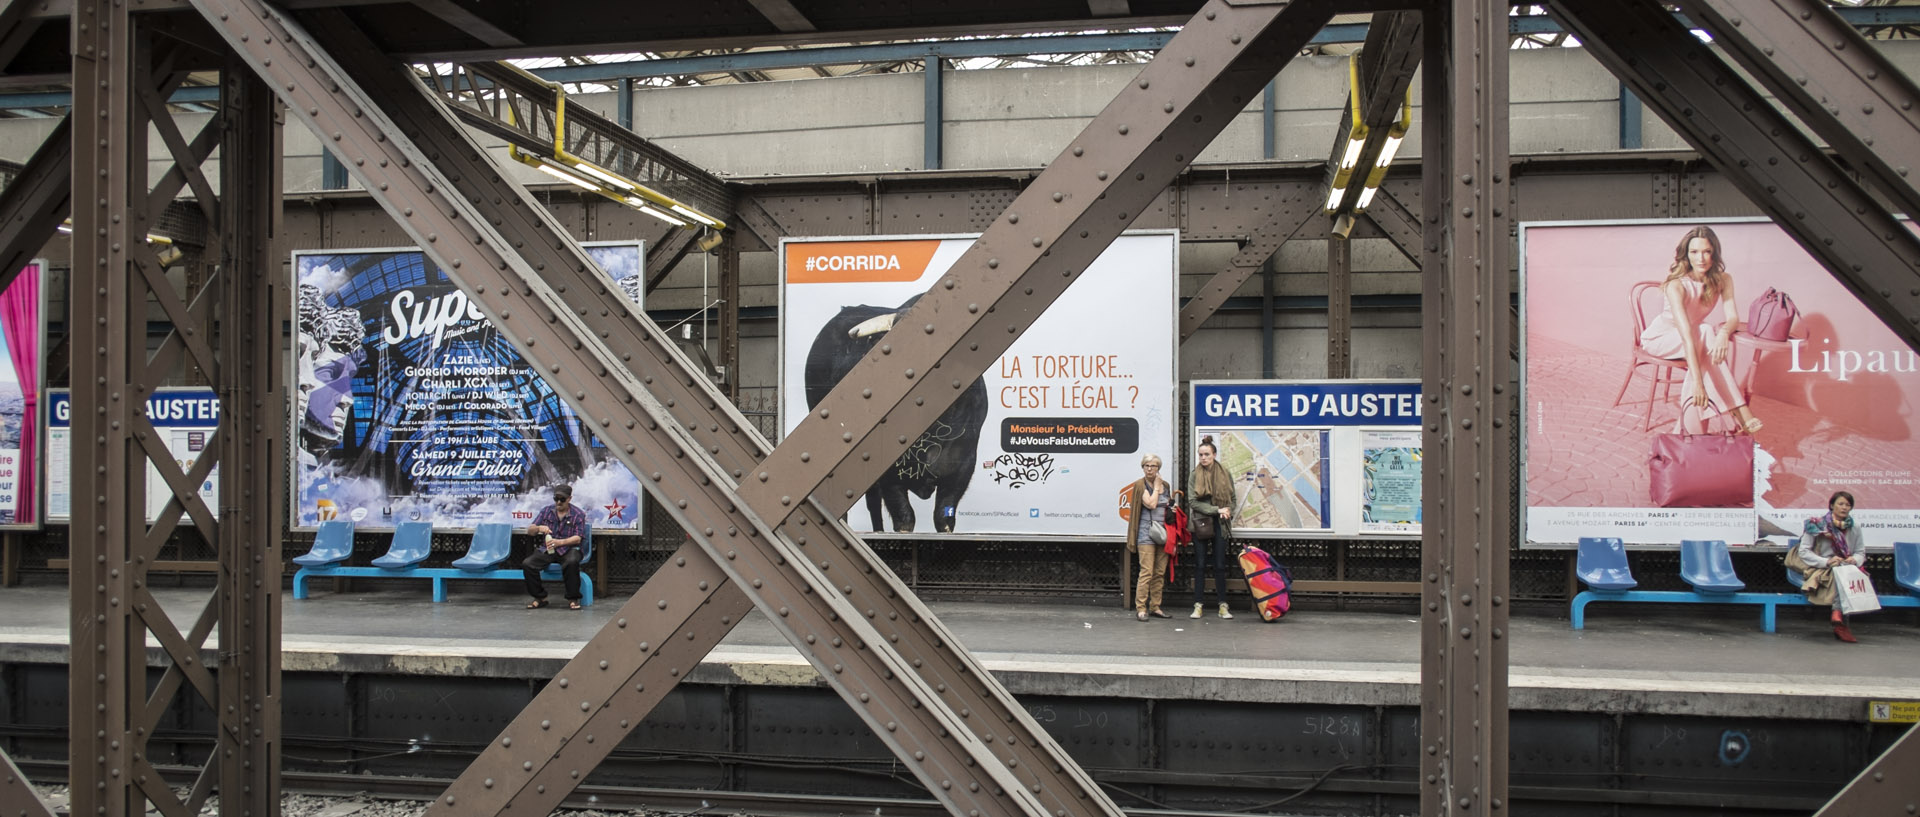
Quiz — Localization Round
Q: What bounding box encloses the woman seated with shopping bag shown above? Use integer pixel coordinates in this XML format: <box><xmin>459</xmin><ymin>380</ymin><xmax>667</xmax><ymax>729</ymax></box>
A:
<box><xmin>1789</xmin><ymin>490</ymin><xmax>1878</xmax><ymax>642</ymax></box>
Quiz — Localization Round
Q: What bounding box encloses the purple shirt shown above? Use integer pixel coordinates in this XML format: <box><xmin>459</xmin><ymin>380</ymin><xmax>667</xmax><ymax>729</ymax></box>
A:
<box><xmin>533</xmin><ymin>503</ymin><xmax>590</xmax><ymax>553</ymax></box>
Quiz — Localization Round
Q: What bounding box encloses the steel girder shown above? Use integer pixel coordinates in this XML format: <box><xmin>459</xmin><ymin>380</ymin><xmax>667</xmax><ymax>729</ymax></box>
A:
<box><xmin>1420</xmin><ymin>0</ymin><xmax>1512</xmax><ymax>814</ymax></box>
<box><xmin>1327</xmin><ymin>234</ymin><xmax>1351</xmax><ymax>377</ymax></box>
<box><xmin>1548</xmin><ymin>0</ymin><xmax>1920</xmax><ymax>355</ymax></box>
<box><xmin>295</xmin><ymin>9</ymin><xmax>1126</xmax><ymax>817</ymax></box>
<box><xmin>764</xmin><ymin>0</ymin><xmax>1338</xmax><ymax>520</ymax></box>
<box><xmin>1175</xmin><ymin>180</ymin><xmax>1319</xmax><ymax>342</ymax></box>
<box><xmin>197</xmin><ymin>4</ymin><xmax>1135</xmax><ymax>816</ymax></box>
<box><xmin>0</xmin><ymin>114</ymin><xmax>69</xmax><ymax>292</ymax></box>
<box><xmin>0</xmin><ymin>749</ymin><xmax>54</xmax><ymax>817</ymax></box>
<box><xmin>431</xmin><ymin>60</ymin><xmax>732</xmax><ymax>222</ymax></box>
<box><xmin>1676</xmin><ymin>0</ymin><xmax>1920</xmax><ymax>226</ymax></box>
<box><xmin>70</xmin><ymin>6</ymin><xmax>278</xmax><ymax>816</ymax></box>
<box><xmin>1363</xmin><ymin>181</ymin><xmax>1423</xmax><ymax>265</ymax></box>
<box><xmin>213</xmin><ymin>52</ymin><xmax>284</xmax><ymax>816</ymax></box>
<box><xmin>1813</xmin><ymin>724</ymin><xmax>1920</xmax><ymax>816</ymax></box>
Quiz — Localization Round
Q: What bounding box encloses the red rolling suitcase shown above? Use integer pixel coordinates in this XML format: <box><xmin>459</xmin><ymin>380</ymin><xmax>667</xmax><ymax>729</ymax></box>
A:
<box><xmin>1235</xmin><ymin>545</ymin><xmax>1292</xmax><ymax>621</ymax></box>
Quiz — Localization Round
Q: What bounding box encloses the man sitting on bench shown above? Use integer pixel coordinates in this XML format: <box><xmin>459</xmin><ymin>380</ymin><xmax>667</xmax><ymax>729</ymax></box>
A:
<box><xmin>524</xmin><ymin>484</ymin><xmax>591</xmax><ymax>610</ymax></box>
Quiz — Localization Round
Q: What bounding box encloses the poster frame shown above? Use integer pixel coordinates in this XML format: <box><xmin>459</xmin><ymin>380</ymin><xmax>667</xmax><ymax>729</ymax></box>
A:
<box><xmin>776</xmin><ymin>230</ymin><xmax>1182</xmax><ymax>543</ymax></box>
<box><xmin>286</xmin><ymin>242</ymin><xmax>648</xmax><ymax>535</ymax></box>
<box><xmin>1188</xmin><ymin>378</ymin><xmax>1423</xmax><ymax>541</ymax></box>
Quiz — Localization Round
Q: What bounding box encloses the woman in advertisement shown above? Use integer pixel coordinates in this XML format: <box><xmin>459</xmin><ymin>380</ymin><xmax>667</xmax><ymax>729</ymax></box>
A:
<box><xmin>1125</xmin><ymin>454</ymin><xmax>1173</xmax><ymax>622</ymax></box>
<box><xmin>1187</xmin><ymin>435</ymin><xmax>1236</xmax><ymax>620</ymax></box>
<box><xmin>1639</xmin><ymin>225</ymin><xmax>1765</xmax><ymax>434</ymax></box>
<box><xmin>1790</xmin><ymin>491</ymin><xmax>1867</xmax><ymax>642</ymax></box>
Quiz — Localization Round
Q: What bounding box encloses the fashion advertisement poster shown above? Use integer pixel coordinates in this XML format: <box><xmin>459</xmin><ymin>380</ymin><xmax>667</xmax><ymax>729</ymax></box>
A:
<box><xmin>779</xmin><ymin>232</ymin><xmax>1178</xmax><ymax>539</ymax></box>
<box><xmin>1522</xmin><ymin>219</ymin><xmax>1920</xmax><ymax>548</ymax></box>
<box><xmin>47</xmin><ymin>389</ymin><xmax>219</xmax><ymax>524</ymax></box>
<box><xmin>291</xmin><ymin>244</ymin><xmax>646</xmax><ymax>531</ymax></box>
<box><xmin>1190</xmin><ymin>381</ymin><xmax>1422</xmax><ymax>538</ymax></box>
<box><xmin>0</xmin><ymin>262</ymin><xmax>40</xmax><ymax>527</ymax></box>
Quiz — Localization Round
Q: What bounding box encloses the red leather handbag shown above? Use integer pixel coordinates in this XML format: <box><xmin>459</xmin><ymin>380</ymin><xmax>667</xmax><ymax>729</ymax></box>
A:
<box><xmin>1648</xmin><ymin>432</ymin><xmax>1754</xmax><ymax>508</ymax></box>
<box><xmin>1746</xmin><ymin>287</ymin><xmax>1799</xmax><ymax>341</ymax></box>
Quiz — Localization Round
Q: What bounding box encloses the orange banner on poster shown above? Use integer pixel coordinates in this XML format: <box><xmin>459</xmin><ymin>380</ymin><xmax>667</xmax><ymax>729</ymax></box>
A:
<box><xmin>786</xmin><ymin>240</ymin><xmax>941</xmax><ymax>284</ymax></box>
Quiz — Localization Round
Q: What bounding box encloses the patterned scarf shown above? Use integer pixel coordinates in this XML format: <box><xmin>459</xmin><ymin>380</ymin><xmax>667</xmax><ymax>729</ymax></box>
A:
<box><xmin>1803</xmin><ymin>512</ymin><xmax>1853</xmax><ymax>559</ymax></box>
<box><xmin>1191</xmin><ymin>461</ymin><xmax>1233</xmax><ymax>506</ymax></box>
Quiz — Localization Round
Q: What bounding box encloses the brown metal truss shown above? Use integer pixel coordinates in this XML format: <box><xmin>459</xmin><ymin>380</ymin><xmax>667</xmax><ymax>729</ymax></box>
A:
<box><xmin>1362</xmin><ymin>180</ymin><xmax>1423</xmax><ymax>265</ymax></box>
<box><xmin>0</xmin><ymin>113</ymin><xmax>69</xmax><ymax>290</ymax></box>
<box><xmin>429</xmin><ymin>60</ymin><xmax>733</xmax><ymax>221</ymax></box>
<box><xmin>68</xmin><ymin>4</ymin><xmax>283</xmax><ymax>816</ymax></box>
<box><xmin>1812</xmin><ymin>724</ymin><xmax>1920</xmax><ymax>817</ymax></box>
<box><xmin>0</xmin><ymin>747</ymin><xmax>55</xmax><ymax>817</ymax></box>
<box><xmin>1676</xmin><ymin>0</ymin><xmax>1920</xmax><ymax>226</ymax></box>
<box><xmin>1548</xmin><ymin>0</ymin><xmax>1920</xmax><ymax>354</ymax></box>
<box><xmin>1175</xmin><ymin>180</ymin><xmax>1320</xmax><ymax>342</ymax></box>
<box><xmin>1327</xmin><ymin>234</ymin><xmax>1351</xmax><ymax>377</ymax></box>
<box><xmin>1421</xmin><ymin>0</ymin><xmax>1512</xmax><ymax>813</ymax></box>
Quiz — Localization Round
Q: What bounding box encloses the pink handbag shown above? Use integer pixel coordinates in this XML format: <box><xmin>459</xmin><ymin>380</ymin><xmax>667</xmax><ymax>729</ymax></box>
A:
<box><xmin>1648</xmin><ymin>432</ymin><xmax>1754</xmax><ymax>508</ymax></box>
<box><xmin>1746</xmin><ymin>288</ymin><xmax>1799</xmax><ymax>341</ymax></box>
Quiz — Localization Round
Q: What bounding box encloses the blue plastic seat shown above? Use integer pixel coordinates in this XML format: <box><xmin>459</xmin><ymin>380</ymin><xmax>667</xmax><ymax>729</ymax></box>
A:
<box><xmin>1896</xmin><ymin>542</ymin><xmax>1920</xmax><ymax>596</ymax></box>
<box><xmin>1680</xmin><ymin>539</ymin><xmax>1745</xmax><ymax>593</ymax></box>
<box><xmin>1575</xmin><ymin>537</ymin><xmax>1636</xmax><ymax>591</ymax></box>
<box><xmin>452</xmin><ymin>523</ymin><xmax>513</xmax><ymax>571</ymax></box>
<box><xmin>371</xmin><ymin>521</ymin><xmax>432</xmax><ymax>569</ymax></box>
<box><xmin>292</xmin><ymin>520</ymin><xmax>354</xmax><ymax>567</ymax></box>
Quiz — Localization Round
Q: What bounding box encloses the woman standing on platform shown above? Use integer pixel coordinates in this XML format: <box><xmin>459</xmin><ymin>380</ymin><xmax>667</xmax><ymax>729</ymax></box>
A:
<box><xmin>1791</xmin><ymin>490</ymin><xmax>1867</xmax><ymax>642</ymax></box>
<box><xmin>1124</xmin><ymin>454</ymin><xmax>1173</xmax><ymax>621</ymax></box>
<box><xmin>1187</xmin><ymin>435</ymin><xmax>1236</xmax><ymax>620</ymax></box>
<box><xmin>1639</xmin><ymin>225</ymin><xmax>1764</xmax><ymax>434</ymax></box>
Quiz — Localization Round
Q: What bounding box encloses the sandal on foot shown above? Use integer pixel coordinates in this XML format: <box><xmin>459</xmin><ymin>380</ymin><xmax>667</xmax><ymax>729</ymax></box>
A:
<box><xmin>568</xmin><ymin>600</ymin><xmax>583</xmax><ymax>610</ymax></box>
<box><xmin>526</xmin><ymin>599</ymin><xmax>549</xmax><ymax>609</ymax></box>
<box><xmin>1743</xmin><ymin>417</ymin><xmax>1764</xmax><ymax>433</ymax></box>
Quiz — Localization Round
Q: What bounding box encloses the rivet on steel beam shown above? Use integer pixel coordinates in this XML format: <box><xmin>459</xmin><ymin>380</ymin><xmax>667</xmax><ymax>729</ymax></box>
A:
<box><xmin>1098</xmin><ymin>171</ymin><xmax>1109</xmax><ymax>180</ymax></box>
<box><xmin>1073</xmin><ymin>147</ymin><xmax>1084</xmax><ymax>156</ymax></box>
<box><xmin>541</xmin><ymin>720</ymin><xmax>551</xmax><ymax>730</ymax></box>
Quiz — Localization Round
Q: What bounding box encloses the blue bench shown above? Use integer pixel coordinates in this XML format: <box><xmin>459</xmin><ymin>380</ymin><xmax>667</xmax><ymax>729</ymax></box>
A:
<box><xmin>291</xmin><ymin>522</ymin><xmax>594</xmax><ymax>606</ymax></box>
<box><xmin>1571</xmin><ymin>537</ymin><xmax>1918</xmax><ymax>632</ymax></box>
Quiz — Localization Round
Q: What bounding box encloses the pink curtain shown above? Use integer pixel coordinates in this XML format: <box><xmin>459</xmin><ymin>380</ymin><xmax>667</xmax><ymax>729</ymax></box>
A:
<box><xmin>0</xmin><ymin>266</ymin><xmax>38</xmax><ymax>525</ymax></box>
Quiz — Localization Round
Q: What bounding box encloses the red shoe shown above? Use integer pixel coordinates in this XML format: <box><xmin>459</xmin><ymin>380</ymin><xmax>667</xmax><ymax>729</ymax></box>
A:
<box><xmin>1834</xmin><ymin>622</ymin><xmax>1857</xmax><ymax>643</ymax></box>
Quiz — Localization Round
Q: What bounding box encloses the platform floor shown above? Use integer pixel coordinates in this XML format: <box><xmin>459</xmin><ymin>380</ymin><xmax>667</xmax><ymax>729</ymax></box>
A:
<box><xmin>4</xmin><ymin>583</ymin><xmax>1918</xmax><ymax>720</ymax></box>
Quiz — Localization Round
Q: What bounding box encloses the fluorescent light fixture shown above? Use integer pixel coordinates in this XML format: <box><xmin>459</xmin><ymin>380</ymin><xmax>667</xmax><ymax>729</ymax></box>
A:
<box><xmin>1325</xmin><ymin>185</ymin><xmax>1346</xmax><ymax>212</ymax></box>
<box><xmin>56</xmin><ymin>222</ymin><xmax>72</xmax><ymax>234</ymax></box>
<box><xmin>1356</xmin><ymin>185</ymin><xmax>1380</xmax><ymax>210</ymax></box>
<box><xmin>1374</xmin><ymin>135</ymin><xmax>1403</xmax><ymax>169</ymax></box>
<box><xmin>535</xmin><ymin>161</ymin><xmax>604</xmax><ymax>193</ymax></box>
<box><xmin>1338</xmin><ymin>135</ymin><xmax>1366</xmax><ymax>171</ymax></box>
<box><xmin>632</xmin><ymin>201</ymin><xmax>689</xmax><ymax>227</ymax></box>
<box><xmin>572</xmin><ymin>161</ymin><xmax>637</xmax><ymax>191</ymax></box>
<box><xmin>669</xmin><ymin>203</ymin><xmax>721</xmax><ymax>227</ymax></box>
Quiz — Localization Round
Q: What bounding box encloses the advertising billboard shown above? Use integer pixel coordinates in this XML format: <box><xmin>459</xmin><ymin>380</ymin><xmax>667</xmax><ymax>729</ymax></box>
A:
<box><xmin>1522</xmin><ymin>219</ymin><xmax>1920</xmax><ymax>548</ymax></box>
<box><xmin>291</xmin><ymin>244</ymin><xmax>646</xmax><ymax>531</ymax></box>
<box><xmin>47</xmin><ymin>389</ymin><xmax>219</xmax><ymax>524</ymax></box>
<box><xmin>1190</xmin><ymin>380</ymin><xmax>1422</xmax><ymax>538</ymax></box>
<box><xmin>780</xmin><ymin>232</ymin><xmax>1179</xmax><ymax>539</ymax></box>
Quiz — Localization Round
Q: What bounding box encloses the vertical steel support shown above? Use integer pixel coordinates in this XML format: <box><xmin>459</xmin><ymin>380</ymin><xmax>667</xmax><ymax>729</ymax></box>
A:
<box><xmin>719</xmin><ymin>241</ymin><xmax>741</xmax><ymax>402</ymax></box>
<box><xmin>215</xmin><ymin>53</ymin><xmax>283</xmax><ymax>816</ymax></box>
<box><xmin>69</xmin><ymin>3</ymin><xmax>139</xmax><ymax>813</ymax></box>
<box><xmin>1260</xmin><ymin>256</ymin><xmax>1276</xmax><ymax>378</ymax></box>
<box><xmin>1328</xmin><ymin>235</ymin><xmax>1352</xmax><ymax>378</ymax></box>
<box><xmin>1421</xmin><ymin>0</ymin><xmax>1511</xmax><ymax>814</ymax></box>
<box><xmin>1262</xmin><ymin>79</ymin><xmax>1277</xmax><ymax>160</ymax></box>
<box><xmin>618</xmin><ymin>76</ymin><xmax>635</xmax><ymax>130</ymax></box>
<box><xmin>924</xmin><ymin>52</ymin><xmax>943</xmax><ymax>171</ymax></box>
<box><xmin>1617</xmin><ymin>84</ymin><xmax>1642</xmax><ymax>150</ymax></box>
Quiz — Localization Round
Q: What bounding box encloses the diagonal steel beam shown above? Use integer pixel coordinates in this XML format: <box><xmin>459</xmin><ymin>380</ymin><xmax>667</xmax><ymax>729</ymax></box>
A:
<box><xmin>746</xmin><ymin>0</ymin><xmax>815</xmax><ymax>33</ymax></box>
<box><xmin>208</xmin><ymin>6</ymin><xmax>1118</xmax><ymax>817</ymax></box>
<box><xmin>1177</xmin><ymin>180</ymin><xmax>1320</xmax><ymax>342</ymax></box>
<box><xmin>643</xmin><ymin>225</ymin><xmax>697</xmax><ymax>294</ymax></box>
<box><xmin>770</xmin><ymin>0</ymin><xmax>1340</xmax><ymax>518</ymax></box>
<box><xmin>1549</xmin><ymin>0</ymin><xmax>1920</xmax><ymax>355</ymax></box>
<box><xmin>0</xmin><ymin>113</ymin><xmax>68</xmax><ymax>292</ymax></box>
<box><xmin>1676</xmin><ymin>0</ymin><xmax>1920</xmax><ymax>225</ymax></box>
<box><xmin>0</xmin><ymin>747</ymin><xmax>55</xmax><ymax>817</ymax></box>
<box><xmin>1422</xmin><ymin>0</ymin><xmax>1512</xmax><ymax>813</ymax></box>
<box><xmin>298</xmin><ymin>10</ymin><xmax>1127</xmax><ymax>817</ymax></box>
<box><xmin>1814</xmin><ymin>724</ymin><xmax>1919</xmax><ymax>816</ymax></box>
<box><xmin>1363</xmin><ymin>181</ymin><xmax>1422</xmax><ymax>266</ymax></box>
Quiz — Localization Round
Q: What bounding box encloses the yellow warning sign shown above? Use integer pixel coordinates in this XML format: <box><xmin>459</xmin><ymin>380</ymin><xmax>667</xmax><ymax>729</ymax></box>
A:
<box><xmin>1868</xmin><ymin>701</ymin><xmax>1920</xmax><ymax>723</ymax></box>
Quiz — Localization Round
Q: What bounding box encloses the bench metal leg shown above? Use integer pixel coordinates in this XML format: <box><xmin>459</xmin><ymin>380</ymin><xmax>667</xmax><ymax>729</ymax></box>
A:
<box><xmin>579</xmin><ymin>575</ymin><xmax>594</xmax><ymax>607</ymax></box>
<box><xmin>292</xmin><ymin>568</ymin><xmax>310</xmax><ymax>600</ymax></box>
<box><xmin>433</xmin><ymin>576</ymin><xmax>447</xmax><ymax>603</ymax></box>
<box><xmin>1570</xmin><ymin>591</ymin><xmax>1591</xmax><ymax>629</ymax></box>
<box><xmin>1762</xmin><ymin>601</ymin><xmax>1778</xmax><ymax>633</ymax></box>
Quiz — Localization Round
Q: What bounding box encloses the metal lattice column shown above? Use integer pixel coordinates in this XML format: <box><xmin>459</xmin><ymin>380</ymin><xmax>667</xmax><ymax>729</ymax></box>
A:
<box><xmin>1420</xmin><ymin>0</ymin><xmax>1512</xmax><ymax>814</ymax></box>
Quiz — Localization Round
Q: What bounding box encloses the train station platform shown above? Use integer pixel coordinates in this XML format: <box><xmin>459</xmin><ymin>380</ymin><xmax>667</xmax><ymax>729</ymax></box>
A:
<box><xmin>3</xmin><ymin>583</ymin><xmax>1915</xmax><ymax>720</ymax></box>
